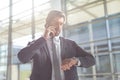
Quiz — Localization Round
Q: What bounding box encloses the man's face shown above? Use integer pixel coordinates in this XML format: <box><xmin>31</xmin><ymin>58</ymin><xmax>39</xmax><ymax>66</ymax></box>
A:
<box><xmin>49</xmin><ymin>17</ymin><xmax>64</xmax><ymax>36</ymax></box>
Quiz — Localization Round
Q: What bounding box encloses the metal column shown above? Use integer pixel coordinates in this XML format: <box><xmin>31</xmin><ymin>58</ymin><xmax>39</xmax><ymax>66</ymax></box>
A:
<box><xmin>89</xmin><ymin>21</ymin><xmax>97</xmax><ymax>80</ymax></box>
<box><xmin>103</xmin><ymin>0</ymin><xmax>114</xmax><ymax>80</ymax></box>
<box><xmin>31</xmin><ymin>0</ymin><xmax>35</xmax><ymax>40</ymax></box>
<box><xmin>6</xmin><ymin>0</ymin><xmax>13</xmax><ymax>80</ymax></box>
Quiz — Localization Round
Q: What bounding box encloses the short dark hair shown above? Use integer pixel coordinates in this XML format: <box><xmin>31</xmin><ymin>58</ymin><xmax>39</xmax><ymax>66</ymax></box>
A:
<box><xmin>45</xmin><ymin>10</ymin><xmax>65</xmax><ymax>27</ymax></box>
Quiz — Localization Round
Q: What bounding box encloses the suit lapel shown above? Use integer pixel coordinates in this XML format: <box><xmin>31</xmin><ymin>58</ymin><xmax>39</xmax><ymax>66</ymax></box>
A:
<box><xmin>60</xmin><ymin>37</ymin><xmax>66</xmax><ymax>60</ymax></box>
<box><xmin>43</xmin><ymin>41</ymin><xmax>51</xmax><ymax>61</ymax></box>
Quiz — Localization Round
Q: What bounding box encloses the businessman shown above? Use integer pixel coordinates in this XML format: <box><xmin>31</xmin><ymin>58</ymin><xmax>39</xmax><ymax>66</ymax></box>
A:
<box><xmin>18</xmin><ymin>10</ymin><xmax>95</xmax><ymax>80</ymax></box>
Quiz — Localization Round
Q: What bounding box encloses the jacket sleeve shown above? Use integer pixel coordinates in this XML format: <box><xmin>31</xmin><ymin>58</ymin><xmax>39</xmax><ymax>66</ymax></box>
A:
<box><xmin>17</xmin><ymin>37</ymin><xmax>46</xmax><ymax>63</ymax></box>
<box><xmin>72</xmin><ymin>41</ymin><xmax>95</xmax><ymax>68</ymax></box>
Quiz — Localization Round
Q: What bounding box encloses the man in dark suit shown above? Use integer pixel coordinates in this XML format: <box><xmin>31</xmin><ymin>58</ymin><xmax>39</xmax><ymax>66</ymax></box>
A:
<box><xmin>18</xmin><ymin>10</ymin><xmax>95</xmax><ymax>80</ymax></box>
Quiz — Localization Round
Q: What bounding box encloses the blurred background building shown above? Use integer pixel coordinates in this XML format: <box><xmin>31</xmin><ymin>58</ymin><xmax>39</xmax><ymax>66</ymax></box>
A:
<box><xmin>0</xmin><ymin>0</ymin><xmax>120</xmax><ymax>80</ymax></box>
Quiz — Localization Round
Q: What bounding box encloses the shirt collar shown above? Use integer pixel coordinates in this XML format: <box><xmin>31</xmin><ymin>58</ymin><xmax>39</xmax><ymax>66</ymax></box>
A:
<box><xmin>53</xmin><ymin>35</ymin><xmax>60</xmax><ymax>43</ymax></box>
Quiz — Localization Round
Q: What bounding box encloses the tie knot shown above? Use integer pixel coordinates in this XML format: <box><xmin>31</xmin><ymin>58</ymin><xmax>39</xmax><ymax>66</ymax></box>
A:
<box><xmin>53</xmin><ymin>37</ymin><xmax>60</xmax><ymax>44</ymax></box>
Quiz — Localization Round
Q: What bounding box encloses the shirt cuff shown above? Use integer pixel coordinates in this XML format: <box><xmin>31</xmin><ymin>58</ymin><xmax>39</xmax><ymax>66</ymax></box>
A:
<box><xmin>76</xmin><ymin>58</ymin><xmax>81</xmax><ymax>66</ymax></box>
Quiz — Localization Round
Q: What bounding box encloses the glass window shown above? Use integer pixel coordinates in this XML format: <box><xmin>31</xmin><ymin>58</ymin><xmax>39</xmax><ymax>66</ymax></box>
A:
<box><xmin>0</xmin><ymin>1</ymin><xmax>9</xmax><ymax>79</ymax></box>
<box><xmin>64</xmin><ymin>23</ymin><xmax>90</xmax><ymax>44</ymax></box>
<box><xmin>12</xmin><ymin>47</ymin><xmax>21</xmax><ymax>65</ymax></box>
<box><xmin>0</xmin><ymin>66</ymin><xmax>7</xmax><ymax>72</ymax></box>
<box><xmin>0</xmin><ymin>66</ymin><xmax>7</xmax><ymax>80</ymax></box>
<box><xmin>0</xmin><ymin>57</ymin><xmax>7</xmax><ymax>64</ymax></box>
<box><xmin>94</xmin><ymin>40</ymin><xmax>109</xmax><ymax>54</ymax></box>
<box><xmin>115</xmin><ymin>74</ymin><xmax>120</xmax><ymax>80</ymax></box>
<box><xmin>111</xmin><ymin>38</ymin><xmax>120</xmax><ymax>52</ymax></box>
<box><xmin>77</xmin><ymin>67</ymin><xmax>93</xmax><ymax>75</ymax></box>
<box><xmin>97</xmin><ymin>75</ymin><xmax>112</xmax><ymax>80</ymax></box>
<box><xmin>96</xmin><ymin>54</ymin><xmax>111</xmax><ymax>73</ymax></box>
<box><xmin>92</xmin><ymin>18</ymin><xmax>107</xmax><ymax>40</ymax></box>
<box><xmin>0</xmin><ymin>45</ymin><xmax>7</xmax><ymax>57</ymax></box>
<box><xmin>20</xmin><ymin>64</ymin><xmax>32</xmax><ymax>80</ymax></box>
<box><xmin>113</xmin><ymin>53</ymin><xmax>120</xmax><ymax>73</ymax></box>
<box><xmin>79</xmin><ymin>76</ymin><xmax>93</xmax><ymax>80</ymax></box>
<box><xmin>109</xmin><ymin>16</ymin><xmax>120</xmax><ymax>38</ymax></box>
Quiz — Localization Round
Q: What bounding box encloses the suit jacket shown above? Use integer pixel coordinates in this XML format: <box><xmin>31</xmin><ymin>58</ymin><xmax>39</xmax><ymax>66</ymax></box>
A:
<box><xmin>18</xmin><ymin>37</ymin><xmax>95</xmax><ymax>80</ymax></box>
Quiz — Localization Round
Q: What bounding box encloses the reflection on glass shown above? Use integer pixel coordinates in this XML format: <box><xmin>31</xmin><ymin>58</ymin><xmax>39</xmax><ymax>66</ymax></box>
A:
<box><xmin>111</xmin><ymin>38</ymin><xmax>120</xmax><ymax>52</ymax></box>
<box><xmin>113</xmin><ymin>53</ymin><xmax>120</xmax><ymax>73</ymax></box>
<box><xmin>96</xmin><ymin>54</ymin><xmax>111</xmax><ymax>73</ymax></box>
<box><xmin>92</xmin><ymin>18</ymin><xmax>107</xmax><ymax>40</ymax></box>
<box><xmin>109</xmin><ymin>16</ymin><xmax>120</xmax><ymax>38</ymax></box>
<box><xmin>65</xmin><ymin>24</ymin><xmax>89</xmax><ymax>44</ymax></box>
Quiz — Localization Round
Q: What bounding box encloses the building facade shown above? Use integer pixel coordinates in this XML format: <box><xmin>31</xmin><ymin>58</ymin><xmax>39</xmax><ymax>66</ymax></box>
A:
<box><xmin>0</xmin><ymin>0</ymin><xmax>120</xmax><ymax>80</ymax></box>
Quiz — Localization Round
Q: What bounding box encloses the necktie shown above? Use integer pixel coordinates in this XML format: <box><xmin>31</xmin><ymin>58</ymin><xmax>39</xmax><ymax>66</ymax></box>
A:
<box><xmin>51</xmin><ymin>39</ymin><xmax>62</xmax><ymax>80</ymax></box>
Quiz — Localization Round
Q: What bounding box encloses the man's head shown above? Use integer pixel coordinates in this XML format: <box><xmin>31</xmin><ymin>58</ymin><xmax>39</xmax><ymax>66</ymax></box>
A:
<box><xmin>45</xmin><ymin>10</ymin><xmax>65</xmax><ymax>36</ymax></box>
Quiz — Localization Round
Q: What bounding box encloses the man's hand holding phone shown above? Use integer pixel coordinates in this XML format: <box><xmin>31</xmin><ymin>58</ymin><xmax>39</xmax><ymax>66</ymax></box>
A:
<box><xmin>43</xmin><ymin>26</ymin><xmax>56</xmax><ymax>40</ymax></box>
